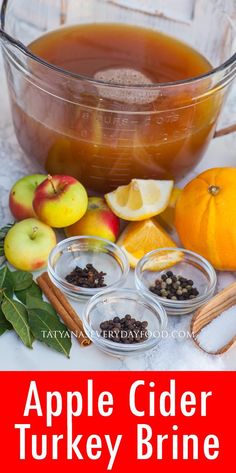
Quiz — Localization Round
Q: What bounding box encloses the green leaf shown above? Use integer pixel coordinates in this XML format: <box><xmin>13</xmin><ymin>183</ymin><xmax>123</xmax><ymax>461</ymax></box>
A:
<box><xmin>11</xmin><ymin>271</ymin><xmax>33</xmax><ymax>291</ymax></box>
<box><xmin>15</xmin><ymin>281</ymin><xmax>42</xmax><ymax>305</ymax></box>
<box><xmin>0</xmin><ymin>327</ymin><xmax>7</xmax><ymax>336</ymax></box>
<box><xmin>0</xmin><ymin>266</ymin><xmax>14</xmax><ymax>300</ymax></box>
<box><xmin>26</xmin><ymin>294</ymin><xmax>57</xmax><ymax>317</ymax></box>
<box><xmin>0</xmin><ymin>224</ymin><xmax>13</xmax><ymax>261</ymax></box>
<box><xmin>28</xmin><ymin>308</ymin><xmax>71</xmax><ymax>358</ymax></box>
<box><xmin>0</xmin><ymin>306</ymin><xmax>13</xmax><ymax>336</ymax></box>
<box><xmin>2</xmin><ymin>296</ymin><xmax>34</xmax><ymax>348</ymax></box>
<box><xmin>0</xmin><ymin>224</ymin><xmax>13</xmax><ymax>240</ymax></box>
<box><xmin>0</xmin><ymin>266</ymin><xmax>8</xmax><ymax>288</ymax></box>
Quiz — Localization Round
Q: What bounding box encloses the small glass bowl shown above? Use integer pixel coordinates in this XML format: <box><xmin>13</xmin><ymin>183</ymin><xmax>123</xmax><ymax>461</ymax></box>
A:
<box><xmin>135</xmin><ymin>248</ymin><xmax>217</xmax><ymax>315</ymax></box>
<box><xmin>48</xmin><ymin>236</ymin><xmax>129</xmax><ymax>300</ymax></box>
<box><xmin>83</xmin><ymin>288</ymin><xmax>168</xmax><ymax>356</ymax></box>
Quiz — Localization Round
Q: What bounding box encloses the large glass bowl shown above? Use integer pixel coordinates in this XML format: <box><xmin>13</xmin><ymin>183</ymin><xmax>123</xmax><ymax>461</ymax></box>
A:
<box><xmin>0</xmin><ymin>0</ymin><xmax>235</xmax><ymax>193</ymax></box>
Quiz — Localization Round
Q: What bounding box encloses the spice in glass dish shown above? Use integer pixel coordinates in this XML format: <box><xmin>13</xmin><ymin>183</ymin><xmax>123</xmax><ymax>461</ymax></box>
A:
<box><xmin>100</xmin><ymin>314</ymin><xmax>149</xmax><ymax>344</ymax></box>
<box><xmin>150</xmin><ymin>271</ymin><xmax>199</xmax><ymax>301</ymax></box>
<box><xmin>65</xmin><ymin>264</ymin><xmax>107</xmax><ymax>288</ymax></box>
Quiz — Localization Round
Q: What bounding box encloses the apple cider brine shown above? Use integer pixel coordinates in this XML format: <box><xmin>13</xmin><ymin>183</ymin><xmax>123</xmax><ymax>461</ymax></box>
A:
<box><xmin>11</xmin><ymin>23</ymin><xmax>221</xmax><ymax>192</ymax></box>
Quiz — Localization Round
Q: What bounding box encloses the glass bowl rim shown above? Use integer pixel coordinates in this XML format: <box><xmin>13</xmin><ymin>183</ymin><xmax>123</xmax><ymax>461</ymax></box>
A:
<box><xmin>135</xmin><ymin>247</ymin><xmax>217</xmax><ymax>307</ymax></box>
<box><xmin>82</xmin><ymin>287</ymin><xmax>168</xmax><ymax>351</ymax></box>
<box><xmin>1</xmin><ymin>0</ymin><xmax>235</xmax><ymax>90</ymax></box>
<box><xmin>47</xmin><ymin>235</ymin><xmax>130</xmax><ymax>295</ymax></box>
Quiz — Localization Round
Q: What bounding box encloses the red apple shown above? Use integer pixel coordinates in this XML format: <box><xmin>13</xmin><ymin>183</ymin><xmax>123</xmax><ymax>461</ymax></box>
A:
<box><xmin>33</xmin><ymin>175</ymin><xmax>88</xmax><ymax>228</ymax></box>
<box><xmin>65</xmin><ymin>197</ymin><xmax>120</xmax><ymax>242</ymax></box>
<box><xmin>9</xmin><ymin>174</ymin><xmax>47</xmax><ymax>221</ymax></box>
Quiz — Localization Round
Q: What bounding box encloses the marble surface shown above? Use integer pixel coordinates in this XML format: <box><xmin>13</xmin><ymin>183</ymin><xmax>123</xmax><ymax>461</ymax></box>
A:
<box><xmin>0</xmin><ymin>51</ymin><xmax>236</xmax><ymax>371</ymax></box>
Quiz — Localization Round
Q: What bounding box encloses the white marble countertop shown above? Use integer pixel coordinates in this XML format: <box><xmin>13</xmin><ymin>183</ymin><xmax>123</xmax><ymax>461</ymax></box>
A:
<box><xmin>0</xmin><ymin>50</ymin><xmax>236</xmax><ymax>371</ymax></box>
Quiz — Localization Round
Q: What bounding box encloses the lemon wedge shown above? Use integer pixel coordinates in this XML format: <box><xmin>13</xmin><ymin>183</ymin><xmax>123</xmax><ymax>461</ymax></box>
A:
<box><xmin>157</xmin><ymin>187</ymin><xmax>182</xmax><ymax>231</ymax></box>
<box><xmin>105</xmin><ymin>179</ymin><xmax>174</xmax><ymax>221</ymax></box>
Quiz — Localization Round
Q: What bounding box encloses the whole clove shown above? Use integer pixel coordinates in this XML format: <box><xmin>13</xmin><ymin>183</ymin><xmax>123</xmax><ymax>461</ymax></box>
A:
<box><xmin>65</xmin><ymin>264</ymin><xmax>107</xmax><ymax>288</ymax></box>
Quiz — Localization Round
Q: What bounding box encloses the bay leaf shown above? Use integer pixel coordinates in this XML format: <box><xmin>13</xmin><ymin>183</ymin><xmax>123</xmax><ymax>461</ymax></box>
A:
<box><xmin>26</xmin><ymin>294</ymin><xmax>57</xmax><ymax>317</ymax></box>
<box><xmin>15</xmin><ymin>281</ymin><xmax>42</xmax><ymax>305</ymax></box>
<box><xmin>0</xmin><ymin>224</ymin><xmax>13</xmax><ymax>261</ymax></box>
<box><xmin>0</xmin><ymin>266</ymin><xmax>8</xmax><ymax>288</ymax></box>
<box><xmin>0</xmin><ymin>327</ymin><xmax>7</xmax><ymax>336</ymax></box>
<box><xmin>0</xmin><ymin>266</ymin><xmax>13</xmax><ymax>300</ymax></box>
<box><xmin>0</xmin><ymin>224</ymin><xmax>13</xmax><ymax>240</ymax></box>
<box><xmin>11</xmin><ymin>270</ymin><xmax>33</xmax><ymax>291</ymax></box>
<box><xmin>2</xmin><ymin>297</ymin><xmax>34</xmax><ymax>348</ymax></box>
<box><xmin>28</xmin><ymin>308</ymin><xmax>71</xmax><ymax>358</ymax></box>
<box><xmin>0</xmin><ymin>306</ymin><xmax>13</xmax><ymax>336</ymax></box>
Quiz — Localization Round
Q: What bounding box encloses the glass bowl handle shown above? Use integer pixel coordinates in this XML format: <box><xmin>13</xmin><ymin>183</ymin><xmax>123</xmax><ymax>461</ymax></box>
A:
<box><xmin>214</xmin><ymin>83</ymin><xmax>236</xmax><ymax>138</ymax></box>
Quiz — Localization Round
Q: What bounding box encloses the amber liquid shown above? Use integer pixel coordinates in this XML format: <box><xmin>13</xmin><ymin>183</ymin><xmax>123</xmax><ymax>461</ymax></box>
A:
<box><xmin>11</xmin><ymin>24</ymin><xmax>221</xmax><ymax>192</ymax></box>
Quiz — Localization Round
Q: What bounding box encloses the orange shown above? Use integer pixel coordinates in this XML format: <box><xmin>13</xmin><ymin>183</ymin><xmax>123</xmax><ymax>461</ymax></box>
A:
<box><xmin>175</xmin><ymin>167</ymin><xmax>236</xmax><ymax>270</ymax></box>
<box><xmin>117</xmin><ymin>218</ymin><xmax>177</xmax><ymax>268</ymax></box>
<box><xmin>143</xmin><ymin>249</ymin><xmax>184</xmax><ymax>271</ymax></box>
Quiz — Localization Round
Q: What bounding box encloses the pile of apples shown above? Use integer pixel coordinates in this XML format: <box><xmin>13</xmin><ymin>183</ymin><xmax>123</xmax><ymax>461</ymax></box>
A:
<box><xmin>5</xmin><ymin>174</ymin><xmax>120</xmax><ymax>272</ymax></box>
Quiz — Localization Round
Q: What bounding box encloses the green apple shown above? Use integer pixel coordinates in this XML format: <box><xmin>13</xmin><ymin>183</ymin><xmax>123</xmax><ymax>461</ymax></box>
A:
<box><xmin>33</xmin><ymin>175</ymin><xmax>88</xmax><ymax>228</ymax></box>
<box><xmin>4</xmin><ymin>218</ymin><xmax>57</xmax><ymax>271</ymax></box>
<box><xmin>9</xmin><ymin>174</ymin><xmax>47</xmax><ymax>221</ymax></box>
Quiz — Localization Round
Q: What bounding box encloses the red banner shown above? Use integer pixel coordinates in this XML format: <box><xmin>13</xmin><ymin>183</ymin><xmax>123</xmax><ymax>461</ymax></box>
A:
<box><xmin>0</xmin><ymin>372</ymin><xmax>235</xmax><ymax>471</ymax></box>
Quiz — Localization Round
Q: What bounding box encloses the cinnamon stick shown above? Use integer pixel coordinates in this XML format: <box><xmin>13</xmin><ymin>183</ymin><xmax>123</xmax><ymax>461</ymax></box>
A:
<box><xmin>214</xmin><ymin>123</ymin><xmax>236</xmax><ymax>138</ymax></box>
<box><xmin>36</xmin><ymin>272</ymin><xmax>91</xmax><ymax>347</ymax></box>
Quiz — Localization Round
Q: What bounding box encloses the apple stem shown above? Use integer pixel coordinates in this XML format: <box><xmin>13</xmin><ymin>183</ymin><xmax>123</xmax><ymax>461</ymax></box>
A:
<box><xmin>31</xmin><ymin>226</ymin><xmax>38</xmax><ymax>240</ymax></box>
<box><xmin>48</xmin><ymin>175</ymin><xmax>57</xmax><ymax>194</ymax></box>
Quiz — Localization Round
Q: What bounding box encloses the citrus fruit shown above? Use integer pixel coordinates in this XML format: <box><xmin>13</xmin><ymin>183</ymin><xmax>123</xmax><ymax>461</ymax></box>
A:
<box><xmin>157</xmin><ymin>187</ymin><xmax>182</xmax><ymax>231</ymax></box>
<box><xmin>143</xmin><ymin>249</ymin><xmax>184</xmax><ymax>272</ymax></box>
<box><xmin>105</xmin><ymin>179</ymin><xmax>174</xmax><ymax>221</ymax></box>
<box><xmin>117</xmin><ymin>218</ymin><xmax>177</xmax><ymax>268</ymax></box>
<box><xmin>175</xmin><ymin>167</ymin><xmax>236</xmax><ymax>270</ymax></box>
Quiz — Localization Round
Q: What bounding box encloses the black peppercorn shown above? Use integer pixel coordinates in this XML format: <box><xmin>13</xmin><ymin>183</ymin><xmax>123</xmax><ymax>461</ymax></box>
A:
<box><xmin>149</xmin><ymin>271</ymin><xmax>199</xmax><ymax>301</ymax></box>
<box><xmin>100</xmin><ymin>315</ymin><xmax>149</xmax><ymax>344</ymax></box>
